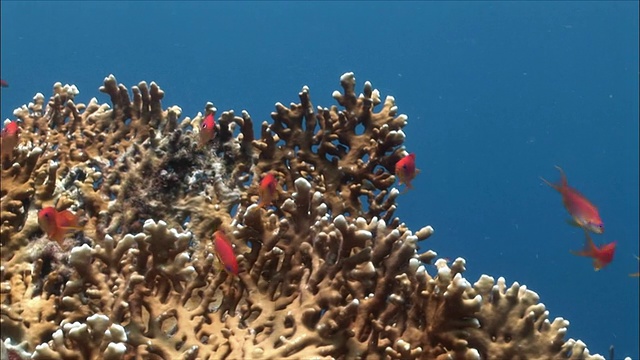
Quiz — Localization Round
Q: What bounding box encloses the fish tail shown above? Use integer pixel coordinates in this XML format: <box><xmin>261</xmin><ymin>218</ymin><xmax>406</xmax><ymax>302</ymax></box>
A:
<box><xmin>257</xmin><ymin>191</ymin><xmax>270</xmax><ymax>208</ymax></box>
<box><xmin>583</xmin><ymin>230</ymin><xmax>598</xmax><ymax>252</ymax></box>
<box><xmin>539</xmin><ymin>176</ymin><xmax>559</xmax><ymax>191</ymax></box>
<box><xmin>554</xmin><ymin>165</ymin><xmax>568</xmax><ymax>187</ymax></box>
<box><xmin>570</xmin><ymin>230</ymin><xmax>595</xmax><ymax>257</ymax></box>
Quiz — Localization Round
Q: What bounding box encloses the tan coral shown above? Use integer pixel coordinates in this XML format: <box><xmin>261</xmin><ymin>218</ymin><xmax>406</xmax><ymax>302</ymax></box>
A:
<box><xmin>0</xmin><ymin>73</ymin><xmax>604</xmax><ymax>360</ymax></box>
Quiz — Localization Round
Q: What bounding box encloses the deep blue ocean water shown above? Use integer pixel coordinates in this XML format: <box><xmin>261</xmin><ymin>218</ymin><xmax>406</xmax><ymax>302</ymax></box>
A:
<box><xmin>2</xmin><ymin>2</ymin><xmax>638</xmax><ymax>358</ymax></box>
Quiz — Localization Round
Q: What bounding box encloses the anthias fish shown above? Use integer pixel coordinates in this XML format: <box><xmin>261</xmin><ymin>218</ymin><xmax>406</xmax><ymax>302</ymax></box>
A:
<box><xmin>258</xmin><ymin>173</ymin><xmax>277</xmax><ymax>208</ymax></box>
<box><xmin>37</xmin><ymin>207</ymin><xmax>83</xmax><ymax>244</ymax></box>
<box><xmin>199</xmin><ymin>112</ymin><xmax>216</xmax><ymax>147</ymax></box>
<box><xmin>541</xmin><ymin>166</ymin><xmax>604</xmax><ymax>234</ymax></box>
<box><xmin>213</xmin><ymin>230</ymin><xmax>239</xmax><ymax>275</ymax></box>
<box><xmin>395</xmin><ymin>152</ymin><xmax>419</xmax><ymax>189</ymax></box>
<box><xmin>571</xmin><ymin>230</ymin><xmax>616</xmax><ymax>271</ymax></box>
<box><xmin>1</xmin><ymin>121</ymin><xmax>20</xmax><ymax>163</ymax></box>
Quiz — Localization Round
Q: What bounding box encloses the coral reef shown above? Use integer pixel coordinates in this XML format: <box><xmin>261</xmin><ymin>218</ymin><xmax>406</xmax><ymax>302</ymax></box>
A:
<box><xmin>0</xmin><ymin>73</ymin><xmax>604</xmax><ymax>359</ymax></box>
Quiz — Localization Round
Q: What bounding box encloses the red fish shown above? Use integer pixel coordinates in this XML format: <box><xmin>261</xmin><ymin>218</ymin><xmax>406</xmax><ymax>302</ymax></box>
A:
<box><xmin>0</xmin><ymin>79</ymin><xmax>8</xmax><ymax>87</ymax></box>
<box><xmin>395</xmin><ymin>153</ymin><xmax>419</xmax><ymax>189</ymax></box>
<box><xmin>213</xmin><ymin>230</ymin><xmax>238</xmax><ymax>275</ymax></box>
<box><xmin>1</xmin><ymin>121</ymin><xmax>20</xmax><ymax>163</ymax></box>
<box><xmin>541</xmin><ymin>166</ymin><xmax>604</xmax><ymax>234</ymax></box>
<box><xmin>38</xmin><ymin>207</ymin><xmax>83</xmax><ymax>244</ymax></box>
<box><xmin>571</xmin><ymin>230</ymin><xmax>616</xmax><ymax>271</ymax></box>
<box><xmin>258</xmin><ymin>172</ymin><xmax>277</xmax><ymax>208</ymax></box>
<box><xmin>199</xmin><ymin>111</ymin><xmax>216</xmax><ymax>147</ymax></box>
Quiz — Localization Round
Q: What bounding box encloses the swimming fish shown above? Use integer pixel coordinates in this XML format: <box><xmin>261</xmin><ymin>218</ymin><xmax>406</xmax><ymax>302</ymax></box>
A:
<box><xmin>213</xmin><ymin>230</ymin><xmax>238</xmax><ymax>275</ymax></box>
<box><xmin>258</xmin><ymin>172</ymin><xmax>277</xmax><ymax>208</ymax></box>
<box><xmin>0</xmin><ymin>79</ymin><xmax>8</xmax><ymax>87</ymax></box>
<box><xmin>541</xmin><ymin>166</ymin><xmax>604</xmax><ymax>234</ymax></box>
<box><xmin>37</xmin><ymin>207</ymin><xmax>83</xmax><ymax>244</ymax></box>
<box><xmin>570</xmin><ymin>230</ymin><xmax>616</xmax><ymax>271</ymax></box>
<box><xmin>199</xmin><ymin>111</ymin><xmax>216</xmax><ymax>148</ymax></box>
<box><xmin>1</xmin><ymin>121</ymin><xmax>20</xmax><ymax>163</ymax></box>
<box><xmin>395</xmin><ymin>153</ymin><xmax>419</xmax><ymax>190</ymax></box>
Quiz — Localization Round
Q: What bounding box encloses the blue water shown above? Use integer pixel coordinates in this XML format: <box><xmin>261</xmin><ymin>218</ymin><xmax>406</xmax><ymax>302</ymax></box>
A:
<box><xmin>2</xmin><ymin>2</ymin><xmax>638</xmax><ymax>358</ymax></box>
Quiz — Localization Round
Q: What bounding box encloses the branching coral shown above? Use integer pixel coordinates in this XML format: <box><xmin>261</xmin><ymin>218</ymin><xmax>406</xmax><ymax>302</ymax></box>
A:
<box><xmin>0</xmin><ymin>73</ymin><xmax>604</xmax><ymax>359</ymax></box>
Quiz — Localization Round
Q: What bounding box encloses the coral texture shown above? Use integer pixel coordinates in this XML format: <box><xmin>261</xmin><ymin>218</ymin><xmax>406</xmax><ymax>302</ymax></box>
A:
<box><xmin>0</xmin><ymin>73</ymin><xmax>604</xmax><ymax>359</ymax></box>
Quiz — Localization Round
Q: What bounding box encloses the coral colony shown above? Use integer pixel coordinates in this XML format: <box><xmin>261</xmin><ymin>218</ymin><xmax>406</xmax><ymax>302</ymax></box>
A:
<box><xmin>0</xmin><ymin>73</ymin><xmax>604</xmax><ymax>359</ymax></box>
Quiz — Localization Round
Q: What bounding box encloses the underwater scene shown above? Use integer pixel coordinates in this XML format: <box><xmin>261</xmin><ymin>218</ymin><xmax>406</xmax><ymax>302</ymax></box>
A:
<box><xmin>1</xmin><ymin>2</ymin><xmax>638</xmax><ymax>359</ymax></box>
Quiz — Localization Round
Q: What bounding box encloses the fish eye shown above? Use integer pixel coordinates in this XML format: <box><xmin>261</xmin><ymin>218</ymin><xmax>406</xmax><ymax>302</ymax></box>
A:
<box><xmin>202</xmin><ymin>123</ymin><xmax>208</xmax><ymax>129</ymax></box>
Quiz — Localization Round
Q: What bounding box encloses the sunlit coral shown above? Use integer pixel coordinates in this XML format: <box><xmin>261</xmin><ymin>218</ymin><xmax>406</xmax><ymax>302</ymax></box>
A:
<box><xmin>0</xmin><ymin>73</ymin><xmax>604</xmax><ymax>359</ymax></box>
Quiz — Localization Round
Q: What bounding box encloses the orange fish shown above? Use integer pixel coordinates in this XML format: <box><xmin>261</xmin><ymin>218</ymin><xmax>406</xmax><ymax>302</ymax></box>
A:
<box><xmin>541</xmin><ymin>166</ymin><xmax>604</xmax><ymax>234</ymax></box>
<box><xmin>571</xmin><ymin>230</ymin><xmax>616</xmax><ymax>271</ymax></box>
<box><xmin>258</xmin><ymin>173</ymin><xmax>277</xmax><ymax>208</ymax></box>
<box><xmin>213</xmin><ymin>230</ymin><xmax>238</xmax><ymax>275</ymax></box>
<box><xmin>1</xmin><ymin>121</ymin><xmax>20</xmax><ymax>163</ymax></box>
<box><xmin>199</xmin><ymin>111</ymin><xmax>216</xmax><ymax>147</ymax></box>
<box><xmin>37</xmin><ymin>207</ymin><xmax>83</xmax><ymax>244</ymax></box>
<box><xmin>395</xmin><ymin>153</ymin><xmax>419</xmax><ymax>189</ymax></box>
<box><xmin>0</xmin><ymin>79</ymin><xmax>8</xmax><ymax>87</ymax></box>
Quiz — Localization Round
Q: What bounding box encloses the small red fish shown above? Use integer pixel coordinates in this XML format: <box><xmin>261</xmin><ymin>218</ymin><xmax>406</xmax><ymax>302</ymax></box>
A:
<box><xmin>0</xmin><ymin>79</ymin><xmax>8</xmax><ymax>87</ymax></box>
<box><xmin>258</xmin><ymin>172</ymin><xmax>277</xmax><ymax>208</ymax></box>
<box><xmin>541</xmin><ymin>166</ymin><xmax>604</xmax><ymax>234</ymax></box>
<box><xmin>571</xmin><ymin>230</ymin><xmax>616</xmax><ymax>271</ymax></box>
<box><xmin>37</xmin><ymin>207</ymin><xmax>83</xmax><ymax>244</ymax></box>
<box><xmin>395</xmin><ymin>153</ymin><xmax>419</xmax><ymax>189</ymax></box>
<box><xmin>213</xmin><ymin>230</ymin><xmax>238</xmax><ymax>275</ymax></box>
<box><xmin>199</xmin><ymin>111</ymin><xmax>216</xmax><ymax>147</ymax></box>
<box><xmin>1</xmin><ymin>121</ymin><xmax>20</xmax><ymax>163</ymax></box>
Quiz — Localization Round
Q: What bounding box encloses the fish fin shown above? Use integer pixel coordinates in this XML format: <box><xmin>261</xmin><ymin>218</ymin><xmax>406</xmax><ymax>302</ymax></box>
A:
<box><xmin>565</xmin><ymin>219</ymin><xmax>582</xmax><ymax>228</ymax></box>
<box><xmin>57</xmin><ymin>210</ymin><xmax>79</xmax><ymax>227</ymax></box>
<box><xmin>50</xmin><ymin>229</ymin><xmax>66</xmax><ymax>245</ymax></box>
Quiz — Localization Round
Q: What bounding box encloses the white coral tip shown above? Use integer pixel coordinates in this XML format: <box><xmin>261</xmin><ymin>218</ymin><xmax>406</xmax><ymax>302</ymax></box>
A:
<box><xmin>104</xmin><ymin>342</ymin><xmax>127</xmax><ymax>359</ymax></box>
<box><xmin>294</xmin><ymin>177</ymin><xmax>311</xmax><ymax>191</ymax></box>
